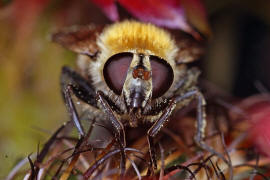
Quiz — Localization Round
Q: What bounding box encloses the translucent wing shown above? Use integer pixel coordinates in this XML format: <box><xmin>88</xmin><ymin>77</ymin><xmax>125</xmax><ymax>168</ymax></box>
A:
<box><xmin>173</xmin><ymin>30</ymin><xmax>205</xmax><ymax>64</ymax></box>
<box><xmin>52</xmin><ymin>25</ymin><xmax>104</xmax><ymax>57</ymax></box>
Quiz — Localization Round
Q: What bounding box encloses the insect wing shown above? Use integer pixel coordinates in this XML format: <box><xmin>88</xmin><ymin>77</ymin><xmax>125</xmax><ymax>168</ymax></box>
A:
<box><xmin>173</xmin><ymin>30</ymin><xmax>205</xmax><ymax>64</ymax></box>
<box><xmin>52</xmin><ymin>25</ymin><xmax>104</xmax><ymax>57</ymax></box>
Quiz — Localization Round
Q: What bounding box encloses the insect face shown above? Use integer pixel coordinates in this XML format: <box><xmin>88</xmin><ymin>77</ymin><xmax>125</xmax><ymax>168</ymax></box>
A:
<box><xmin>103</xmin><ymin>51</ymin><xmax>174</xmax><ymax>123</ymax></box>
<box><xmin>120</xmin><ymin>53</ymin><xmax>153</xmax><ymax>111</ymax></box>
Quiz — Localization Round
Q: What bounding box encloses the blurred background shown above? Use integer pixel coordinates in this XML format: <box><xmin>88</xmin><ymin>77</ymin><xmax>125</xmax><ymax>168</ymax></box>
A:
<box><xmin>0</xmin><ymin>0</ymin><xmax>270</xmax><ymax>177</ymax></box>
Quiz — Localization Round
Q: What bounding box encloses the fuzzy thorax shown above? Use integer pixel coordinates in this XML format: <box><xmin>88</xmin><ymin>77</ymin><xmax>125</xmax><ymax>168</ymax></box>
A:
<box><xmin>97</xmin><ymin>21</ymin><xmax>178</xmax><ymax>62</ymax></box>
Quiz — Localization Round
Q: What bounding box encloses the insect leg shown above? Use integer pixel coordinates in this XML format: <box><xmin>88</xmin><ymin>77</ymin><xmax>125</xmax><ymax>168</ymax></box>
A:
<box><xmin>61</xmin><ymin>66</ymin><xmax>101</xmax><ymax>136</ymax></box>
<box><xmin>60</xmin><ymin>66</ymin><xmax>99</xmax><ymax>136</ymax></box>
<box><xmin>192</xmin><ymin>90</ymin><xmax>229</xmax><ymax>165</ymax></box>
<box><xmin>96</xmin><ymin>90</ymin><xmax>126</xmax><ymax>175</ymax></box>
<box><xmin>147</xmin><ymin>88</ymin><xmax>217</xmax><ymax>170</ymax></box>
<box><xmin>61</xmin><ymin>66</ymin><xmax>98</xmax><ymax>108</ymax></box>
<box><xmin>62</xmin><ymin>85</ymin><xmax>85</xmax><ymax>136</ymax></box>
<box><xmin>96</xmin><ymin>91</ymin><xmax>126</xmax><ymax>147</ymax></box>
<box><xmin>147</xmin><ymin>89</ymin><xmax>198</xmax><ymax>170</ymax></box>
<box><xmin>147</xmin><ymin>99</ymin><xmax>176</xmax><ymax>170</ymax></box>
<box><xmin>176</xmin><ymin>89</ymin><xmax>229</xmax><ymax>164</ymax></box>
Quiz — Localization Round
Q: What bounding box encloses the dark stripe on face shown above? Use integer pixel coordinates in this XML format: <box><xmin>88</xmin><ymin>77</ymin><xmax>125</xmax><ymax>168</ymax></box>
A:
<box><xmin>138</xmin><ymin>53</ymin><xmax>144</xmax><ymax>66</ymax></box>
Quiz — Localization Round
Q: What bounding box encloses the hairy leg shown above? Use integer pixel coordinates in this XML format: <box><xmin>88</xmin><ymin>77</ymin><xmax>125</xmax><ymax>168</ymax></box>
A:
<box><xmin>96</xmin><ymin>91</ymin><xmax>126</xmax><ymax>176</ymax></box>
<box><xmin>147</xmin><ymin>88</ymin><xmax>228</xmax><ymax>171</ymax></box>
<box><xmin>62</xmin><ymin>85</ymin><xmax>85</xmax><ymax>136</ymax></box>
<box><xmin>60</xmin><ymin>66</ymin><xmax>99</xmax><ymax>136</ymax></box>
<box><xmin>61</xmin><ymin>66</ymin><xmax>127</xmax><ymax>175</ymax></box>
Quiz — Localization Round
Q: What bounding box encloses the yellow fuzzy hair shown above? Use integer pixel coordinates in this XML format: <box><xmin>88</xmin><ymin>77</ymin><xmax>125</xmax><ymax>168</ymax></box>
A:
<box><xmin>98</xmin><ymin>21</ymin><xmax>177</xmax><ymax>60</ymax></box>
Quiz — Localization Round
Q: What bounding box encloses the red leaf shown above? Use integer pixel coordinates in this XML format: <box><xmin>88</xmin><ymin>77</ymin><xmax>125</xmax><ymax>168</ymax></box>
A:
<box><xmin>92</xmin><ymin>0</ymin><xmax>210</xmax><ymax>39</ymax></box>
<box><xmin>91</xmin><ymin>0</ymin><xmax>119</xmax><ymax>21</ymax></box>
<box><xmin>118</xmin><ymin>0</ymin><xmax>187</xmax><ymax>29</ymax></box>
<box><xmin>182</xmin><ymin>0</ymin><xmax>211</xmax><ymax>37</ymax></box>
<box><xmin>238</xmin><ymin>95</ymin><xmax>270</xmax><ymax>157</ymax></box>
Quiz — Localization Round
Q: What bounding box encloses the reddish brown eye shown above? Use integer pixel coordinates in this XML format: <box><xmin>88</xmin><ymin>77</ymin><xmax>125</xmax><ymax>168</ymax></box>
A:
<box><xmin>150</xmin><ymin>56</ymin><xmax>174</xmax><ymax>98</ymax></box>
<box><xmin>103</xmin><ymin>53</ymin><xmax>133</xmax><ymax>95</ymax></box>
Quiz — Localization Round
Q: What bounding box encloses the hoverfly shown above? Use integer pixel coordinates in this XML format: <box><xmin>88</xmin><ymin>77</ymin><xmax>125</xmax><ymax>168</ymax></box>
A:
<box><xmin>52</xmin><ymin>20</ymin><xmax>214</xmax><ymax>171</ymax></box>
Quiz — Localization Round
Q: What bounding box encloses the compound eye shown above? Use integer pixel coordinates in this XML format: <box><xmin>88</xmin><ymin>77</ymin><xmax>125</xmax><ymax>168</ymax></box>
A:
<box><xmin>103</xmin><ymin>52</ymin><xmax>133</xmax><ymax>95</ymax></box>
<box><xmin>150</xmin><ymin>56</ymin><xmax>174</xmax><ymax>98</ymax></box>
